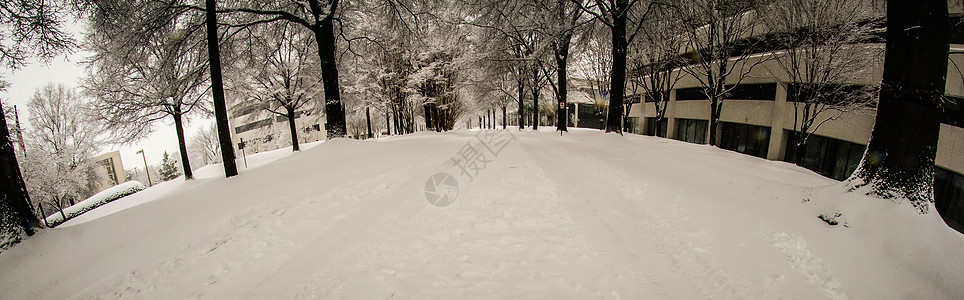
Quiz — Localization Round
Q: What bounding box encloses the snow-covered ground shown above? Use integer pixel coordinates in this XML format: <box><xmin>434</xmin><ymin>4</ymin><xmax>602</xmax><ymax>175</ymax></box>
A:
<box><xmin>43</xmin><ymin>181</ymin><xmax>146</xmax><ymax>226</ymax></box>
<box><xmin>1</xmin><ymin>130</ymin><xmax>962</xmax><ymax>299</ymax></box>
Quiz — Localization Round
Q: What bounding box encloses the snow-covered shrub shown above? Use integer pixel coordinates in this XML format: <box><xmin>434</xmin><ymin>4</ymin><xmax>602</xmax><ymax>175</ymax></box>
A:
<box><xmin>44</xmin><ymin>181</ymin><xmax>146</xmax><ymax>227</ymax></box>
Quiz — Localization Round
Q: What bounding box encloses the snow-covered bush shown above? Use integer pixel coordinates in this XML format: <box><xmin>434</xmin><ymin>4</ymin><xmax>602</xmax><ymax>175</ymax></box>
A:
<box><xmin>44</xmin><ymin>181</ymin><xmax>146</xmax><ymax>227</ymax></box>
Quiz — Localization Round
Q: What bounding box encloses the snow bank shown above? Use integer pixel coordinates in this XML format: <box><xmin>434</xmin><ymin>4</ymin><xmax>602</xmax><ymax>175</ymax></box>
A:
<box><xmin>43</xmin><ymin>181</ymin><xmax>146</xmax><ymax>227</ymax></box>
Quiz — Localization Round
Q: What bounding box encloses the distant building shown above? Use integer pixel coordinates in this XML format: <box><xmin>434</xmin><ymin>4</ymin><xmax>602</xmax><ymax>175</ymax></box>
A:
<box><xmin>91</xmin><ymin>150</ymin><xmax>126</xmax><ymax>193</ymax></box>
<box><xmin>226</xmin><ymin>99</ymin><xmax>326</xmax><ymax>155</ymax></box>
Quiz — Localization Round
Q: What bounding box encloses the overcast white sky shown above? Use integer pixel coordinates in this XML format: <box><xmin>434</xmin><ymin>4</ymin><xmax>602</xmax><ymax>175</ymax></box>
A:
<box><xmin>0</xmin><ymin>20</ymin><xmax>214</xmax><ymax>168</ymax></box>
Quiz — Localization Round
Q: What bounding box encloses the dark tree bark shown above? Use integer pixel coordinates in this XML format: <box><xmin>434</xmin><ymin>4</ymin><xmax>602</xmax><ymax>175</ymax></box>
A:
<box><xmin>605</xmin><ymin>0</ymin><xmax>629</xmax><ymax>134</ymax></box>
<box><xmin>205</xmin><ymin>0</ymin><xmax>237</xmax><ymax>178</ymax></box>
<box><xmin>385</xmin><ymin>109</ymin><xmax>391</xmax><ymax>136</ymax></box>
<box><xmin>518</xmin><ymin>75</ymin><xmax>526</xmax><ymax>129</ymax></box>
<box><xmin>502</xmin><ymin>106</ymin><xmax>507</xmax><ymax>129</ymax></box>
<box><xmin>424</xmin><ymin>104</ymin><xmax>434</xmax><ymax>131</ymax></box>
<box><xmin>172</xmin><ymin>111</ymin><xmax>194</xmax><ymax>180</ymax></box>
<box><xmin>532</xmin><ymin>83</ymin><xmax>540</xmax><ymax>131</ymax></box>
<box><xmin>366</xmin><ymin>106</ymin><xmax>372</xmax><ymax>139</ymax></box>
<box><xmin>285</xmin><ymin>106</ymin><xmax>300</xmax><ymax>151</ymax></box>
<box><xmin>308</xmin><ymin>0</ymin><xmax>348</xmax><ymax>138</ymax></box>
<box><xmin>555</xmin><ymin>40</ymin><xmax>569</xmax><ymax>132</ymax></box>
<box><xmin>849</xmin><ymin>0</ymin><xmax>947</xmax><ymax>213</ymax></box>
<box><xmin>1</xmin><ymin>101</ymin><xmax>38</xmax><ymax>242</ymax></box>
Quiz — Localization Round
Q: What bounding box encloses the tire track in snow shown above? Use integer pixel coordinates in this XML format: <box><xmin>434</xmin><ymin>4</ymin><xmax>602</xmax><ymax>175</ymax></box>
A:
<box><xmin>517</xmin><ymin>133</ymin><xmax>775</xmax><ymax>299</ymax></box>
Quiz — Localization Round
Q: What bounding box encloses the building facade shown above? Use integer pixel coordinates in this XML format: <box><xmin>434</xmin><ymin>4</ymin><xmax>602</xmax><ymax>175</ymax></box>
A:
<box><xmin>226</xmin><ymin>100</ymin><xmax>327</xmax><ymax>155</ymax></box>
<box><xmin>627</xmin><ymin>7</ymin><xmax>964</xmax><ymax>233</ymax></box>
<box><xmin>91</xmin><ymin>150</ymin><xmax>126</xmax><ymax>193</ymax></box>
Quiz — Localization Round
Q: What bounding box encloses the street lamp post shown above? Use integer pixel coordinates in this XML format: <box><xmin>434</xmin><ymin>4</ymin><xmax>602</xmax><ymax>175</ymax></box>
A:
<box><xmin>136</xmin><ymin>149</ymin><xmax>152</xmax><ymax>186</ymax></box>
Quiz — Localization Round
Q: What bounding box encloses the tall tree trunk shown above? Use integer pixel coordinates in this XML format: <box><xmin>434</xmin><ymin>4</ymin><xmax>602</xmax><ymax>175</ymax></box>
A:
<box><xmin>518</xmin><ymin>76</ymin><xmax>526</xmax><ymax>129</ymax></box>
<box><xmin>366</xmin><ymin>106</ymin><xmax>372</xmax><ymax>139</ymax></box>
<box><xmin>205</xmin><ymin>0</ymin><xmax>238</xmax><ymax>178</ymax></box>
<box><xmin>391</xmin><ymin>104</ymin><xmax>400</xmax><ymax>135</ymax></box>
<box><xmin>286</xmin><ymin>106</ymin><xmax>300</xmax><ymax>151</ymax></box>
<box><xmin>532</xmin><ymin>84</ymin><xmax>540</xmax><ymax>131</ymax></box>
<box><xmin>309</xmin><ymin>0</ymin><xmax>347</xmax><ymax>139</ymax></box>
<box><xmin>0</xmin><ymin>101</ymin><xmax>38</xmax><ymax>242</ymax></box>
<box><xmin>708</xmin><ymin>96</ymin><xmax>722</xmax><ymax>145</ymax></box>
<box><xmin>606</xmin><ymin>0</ymin><xmax>628</xmax><ymax>134</ymax></box>
<box><xmin>849</xmin><ymin>0</ymin><xmax>948</xmax><ymax>213</ymax></box>
<box><xmin>172</xmin><ymin>111</ymin><xmax>194</xmax><ymax>180</ymax></box>
<box><xmin>555</xmin><ymin>39</ymin><xmax>570</xmax><ymax>132</ymax></box>
<box><xmin>424</xmin><ymin>103</ymin><xmax>433</xmax><ymax>131</ymax></box>
<box><xmin>385</xmin><ymin>109</ymin><xmax>391</xmax><ymax>136</ymax></box>
<box><xmin>502</xmin><ymin>106</ymin><xmax>507</xmax><ymax>129</ymax></box>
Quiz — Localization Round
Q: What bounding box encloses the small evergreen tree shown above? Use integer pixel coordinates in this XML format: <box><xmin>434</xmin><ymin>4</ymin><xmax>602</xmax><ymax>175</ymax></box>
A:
<box><xmin>158</xmin><ymin>151</ymin><xmax>181</xmax><ymax>181</ymax></box>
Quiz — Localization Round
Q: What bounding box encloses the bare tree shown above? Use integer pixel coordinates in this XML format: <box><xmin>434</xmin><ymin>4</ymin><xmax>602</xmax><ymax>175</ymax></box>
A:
<box><xmin>172</xmin><ymin>0</ymin><xmax>360</xmax><ymax>139</ymax></box>
<box><xmin>188</xmin><ymin>124</ymin><xmax>221</xmax><ymax>168</ymax></box>
<box><xmin>678</xmin><ymin>0</ymin><xmax>765</xmax><ymax>146</ymax></box>
<box><xmin>240</xmin><ymin>23</ymin><xmax>322</xmax><ymax>151</ymax></box>
<box><xmin>757</xmin><ymin>0</ymin><xmax>881</xmax><ymax>164</ymax></box>
<box><xmin>0</xmin><ymin>0</ymin><xmax>76</xmax><ymax>69</ymax></box>
<box><xmin>85</xmin><ymin>9</ymin><xmax>209</xmax><ymax>180</ymax></box>
<box><xmin>847</xmin><ymin>0</ymin><xmax>948</xmax><ymax>213</ymax></box>
<box><xmin>573</xmin><ymin>0</ymin><xmax>660</xmax><ymax>134</ymax></box>
<box><xmin>0</xmin><ymin>95</ymin><xmax>38</xmax><ymax>247</ymax></box>
<box><xmin>629</xmin><ymin>4</ymin><xmax>686</xmax><ymax>137</ymax></box>
<box><xmin>20</xmin><ymin>83</ymin><xmax>102</xmax><ymax>222</ymax></box>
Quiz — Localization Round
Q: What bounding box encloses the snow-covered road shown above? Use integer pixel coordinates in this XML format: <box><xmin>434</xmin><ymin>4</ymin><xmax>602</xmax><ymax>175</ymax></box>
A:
<box><xmin>1</xmin><ymin>129</ymin><xmax>962</xmax><ymax>299</ymax></box>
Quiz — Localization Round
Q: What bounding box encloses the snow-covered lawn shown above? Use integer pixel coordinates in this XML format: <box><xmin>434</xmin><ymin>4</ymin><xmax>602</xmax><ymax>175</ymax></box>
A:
<box><xmin>0</xmin><ymin>130</ymin><xmax>961</xmax><ymax>299</ymax></box>
<box><xmin>43</xmin><ymin>181</ymin><xmax>146</xmax><ymax>227</ymax></box>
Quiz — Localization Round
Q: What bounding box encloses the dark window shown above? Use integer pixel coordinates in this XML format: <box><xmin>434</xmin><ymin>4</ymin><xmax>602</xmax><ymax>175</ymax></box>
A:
<box><xmin>576</xmin><ymin>103</ymin><xmax>606</xmax><ymax>130</ymax></box>
<box><xmin>626</xmin><ymin>95</ymin><xmax>641</xmax><ymax>104</ymax></box>
<box><xmin>231</xmin><ymin>104</ymin><xmax>262</xmax><ymax>117</ymax></box>
<box><xmin>676</xmin><ymin>118</ymin><xmax>708</xmax><ymax>144</ymax></box>
<box><xmin>625</xmin><ymin>117</ymin><xmax>640</xmax><ymax>134</ymax></box>
<box><xmin>935</xmin><ymin>167</ymin><xmax>964</xmax><ymax>234</ymax></box>
<box><xmin>942</xmin><ymin>96</ymin><xmax>964</xmax><ymax>128</ymax></box>
<box><xmin>235</xmin><ymin>118</ymin><xmax>272</xmax><ymax>134</ymax></box>
<box><xmin>99</xmin><ymin>157</ymin><xmax>118</xmax><ymax>185</ymax></box>
<box><xmin>312</xmin><ymin>124</ymin><xmax>321</xmax><ymax>132</ymax></box>
<box><xmin>784</xmin><ymin>131</ymin><xmax>866</xmax><ymax>181</ymax></box>
<box><xmin>724</xmin><ymin>83</ymin><xmax>777</xmax><ymax>101</ymax></box>
<box><xmin>675</xmin><ymin>87</ymin><xmax>708</xmax><ymax>100</ymax></box>
<box><xmin>787</xmin><ymin>83</ymin><xmax>876</xmax><ymax>106</ymax></box>
<box><xmin>641</xmin><ymin>93</ymin><xmax>653</xmax><ymax>103</ymax></box>
<box><xmin>645</xmin><ymin>117</ymin><xmax>668</xmax><ymax>137</ymax></box>
<box><xmin>275</xmin><ymin>111</ymin><xmax>303</xmax><ymax>123</ymax></box>
<box><xmin>720</xmin><ymin>122</ymin><xmax>771</xmax><ymax>158</ymax></box>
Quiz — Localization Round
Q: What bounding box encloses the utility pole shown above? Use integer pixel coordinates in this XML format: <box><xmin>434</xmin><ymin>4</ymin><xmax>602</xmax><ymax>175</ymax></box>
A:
<box><xmin>136</xmin><ymin>149</ymin><xmax>152</xmax><ymax>186</ymax></box>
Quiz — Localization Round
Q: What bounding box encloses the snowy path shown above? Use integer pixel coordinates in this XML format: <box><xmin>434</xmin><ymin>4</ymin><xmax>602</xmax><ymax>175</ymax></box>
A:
<box><xmin>2</xmin><ymin>129</ymin><xmax>963</xmax><ymax>299</ymax></box>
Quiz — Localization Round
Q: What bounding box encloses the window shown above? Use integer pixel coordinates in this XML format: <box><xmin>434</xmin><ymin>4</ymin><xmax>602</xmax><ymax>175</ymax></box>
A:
<box><xmin>275</xmin><ymin>111</ymin><xmax>305</xmax><ymax>123</ymax></box>
<box><xmin>784</xmin><ymin>131</ymin><xmax>865</xmax><ymax>181</ymax></box>
<box><xmin>625</xmin><ymin>117</ymin><xmax>639</xmax><ymax>134</ymax></box>
<box><xmin>720</xmin><ymin>122</ymin><xmax>771</xmax><ymax>158</ymax></box>
<box><xmin>787</xmin><ymin>83</ymin><xmax>875</xmax><ymax>106</ymax></box>
<box><xmin>576</xmin><ymin>103</ymin><xmax>605</xmax><ymax>130</ymax></box>
<box><xmin>676</xmin><ymin>118</ymin><xmax>708</xmax><ymax>144</ymax></box>
<box><xmin>724</xmin><ymin>83</ymin><xmax>776</xmax><ymax>101</ymax></box>
<box><xmin>235</xmin><ymin>118</ymin><xmax>272</xmax><ymax>134</ymax></box>
<box><xmin>943</xmin><ymin>96</ymin><xmax>964</xmax><ymax>128</ymax></box>
<box><xmin>99</xmin><ymin>157</ymin><xmax>118</xmax><ymax>185</ymax></box>
<box><xmin>231</xmin><ymin>104</ymin><xmax>261</xmax><ymax>117</ymax></box>
<box><xmin>675</xmin><ymin>87</ymin><xmax>707</xmax><ymax>101</ymax></box>
<box><xmin>935</xmin><ymin>167</ymin><xmax>964</xmax><ymax>234</ymax></box>
<box><xmin>645</xmin><ymin>117</ymin><xmax>667</xmax><ymax>137</ymax></box>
